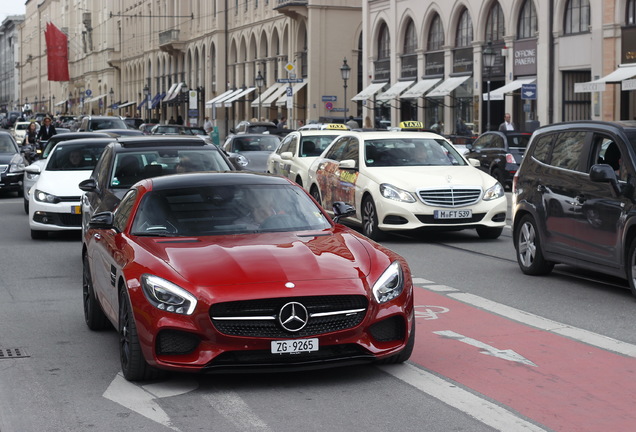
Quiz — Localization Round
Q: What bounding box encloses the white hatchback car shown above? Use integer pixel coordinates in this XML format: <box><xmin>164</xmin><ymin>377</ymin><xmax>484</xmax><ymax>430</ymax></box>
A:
<box><xmin>28</xmin><ymin>138</ymin><xmax>111</xmax><ymax>239</ymax></box>
<box><xmin>266</xmin><ymin>130</ymin><xmax>344</xmax><ymax>188</ymax></box>
<box><xmin>13</xmin><ymin>121</ymin><xmax>39</xmax><ymax>145</ymax></box>
<box><xmin>307</xmin><ymin>131</ymin><xmax>507</xmax><ymax>240</ymax></box>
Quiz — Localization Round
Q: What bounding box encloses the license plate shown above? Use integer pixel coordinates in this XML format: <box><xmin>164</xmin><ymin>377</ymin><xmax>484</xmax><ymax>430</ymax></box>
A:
<box><xmin>271</xmin><ymin>338</ymin><xmax>319</xmax><ymax>354</ymax></box>
<box><xmin>72</xmin><ymin>205</ymin><xmax>81</xmax><ymax>215</ymax></box>
<box><xmin>434</xmin><ymin>209</ymin><xmax>472</xmax><ymax>219</ymax></box>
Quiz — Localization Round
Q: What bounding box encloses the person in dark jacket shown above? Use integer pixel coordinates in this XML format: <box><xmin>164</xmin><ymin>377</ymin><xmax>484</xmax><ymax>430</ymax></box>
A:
<box><xmin>36</xmin><ymin>116</ymin><xmax>57</xmax><ymax>146</ymax></box>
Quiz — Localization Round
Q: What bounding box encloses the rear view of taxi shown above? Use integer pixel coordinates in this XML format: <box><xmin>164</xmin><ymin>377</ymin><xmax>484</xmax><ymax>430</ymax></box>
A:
<box><xmin>307</xmin><ymin>131</ymin><xmax>507</xmax><ymax>240</ymax></box>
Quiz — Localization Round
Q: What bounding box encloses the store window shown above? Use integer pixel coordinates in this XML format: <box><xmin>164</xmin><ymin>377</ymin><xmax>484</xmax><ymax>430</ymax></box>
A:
<box><xmin>401</xmin><ymin>20</ymin><xmax>417</xmax><ymax>79</ymax></box>
<box><xmin>375</xmin><ymin>22</ymin><xmax>390</xmax><ymax>82</ymax></box>
<box><xmin>564</xmin><ymin>0</ymin><xmax>590</xmax><ymax>34</ymax></box>
<box><xmin>517</xmin><ymin>0</ymin><xmax>537</xmax><ymax>39</ymax></box>
<box><xmin>628</xmin><ymin>0</ymin><xmax>636</xmax><ymax>26</ymax></box>
<box><xmin>562</xmin><ymin>71</ymin><xmax>591</xmax><ymax>121</ymax></box>
<box><xmin>428</xmin><ymin>14</ymin><xmax>444</xmax><ymax>51</ymax></box>
<box><xmin>456</xmin><ymin>8</ymin><xmax>473</xmax><ymax>47</ymax></box>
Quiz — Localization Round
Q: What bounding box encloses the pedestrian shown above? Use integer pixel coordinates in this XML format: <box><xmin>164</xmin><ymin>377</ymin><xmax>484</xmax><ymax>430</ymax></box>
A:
<box><xmin>363</xmin><ymin>116</ymin><xmax>373</xmax><ymax>129</ymax></box>
<box><xmin>297</xmin><ymin>119</ymin><xmax>305</xmax><ymax>128</ymax></box>
<box><xmin>176</xmin><ymin>115</ymin><xmax>184</xmax><ymax>125</ymax></box>
<box><xmin>36</xmin><ymin>116</ymin><xmax>57</xmax><ymax>145</ymax></box>
<box><xmin>203</xmin><ymin>116</ymin><xmax>213</xmax><ymax>134</ymax></box>
<box><xmin>24</xmin><ymin>122</ymin><xmax>38</xmax><ymax>147</ymax></box>
<box><xmin>346</xmin><ymin>115</ymin><xmax>359</xmax><ymax>129</ymax></box>
<box><xmin>456</xmin><ymin>118</ymin><xmax>472</xmax><ymax>136</ymax></box>
<box><xmin>168</xmin><ymin>116</ymin><xmax>176</xmax><ymax>124</ymax></box>
<box><xmin>498</xmin><ymin>113</ymin><xmax>515</xmax><ymax>131</ymax></box>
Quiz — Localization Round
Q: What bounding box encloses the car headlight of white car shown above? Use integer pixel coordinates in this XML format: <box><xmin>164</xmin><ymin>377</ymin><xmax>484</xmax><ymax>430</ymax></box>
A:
<box><xmin>372</xmin><ymin>261</ymin><xmax>404</xmax><ymax>303</ymax></box>
<box><xmin>380</xmin><ymin>183</ymin><xmax>416</xmax><ymax>203</ymax></box>
<box><xmin>482</xmin><ymin>182</ymin><xmax>505</xmax><ymax>201</ymax></box>
<box><xmin>141</xmin><ymin>274</ymin><xmax>197</xmax><ymax>315</ymax></box>
<box><xmin>34</xmin><ymin>189</ymin><xmax>61</xmax><ymax>204</ymax></box>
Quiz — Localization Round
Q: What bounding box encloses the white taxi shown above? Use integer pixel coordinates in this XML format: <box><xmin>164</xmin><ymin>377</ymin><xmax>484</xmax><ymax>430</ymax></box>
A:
<box><xmin>266</xmin><ymin>129</ymin><xmax>344</xmax><ymax>188</ymax></box>
<box><xmin>306</xmin><ymin>131</ymin><xmax>507</xmax><ymax>240</ymax></box>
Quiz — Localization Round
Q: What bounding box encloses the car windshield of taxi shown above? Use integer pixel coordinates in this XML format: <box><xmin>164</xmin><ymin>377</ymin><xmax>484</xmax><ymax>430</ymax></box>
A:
<box><xmin>307</xmin><ymin>131</ymin><xmax>507</xmax><ymax>241</ymax></box>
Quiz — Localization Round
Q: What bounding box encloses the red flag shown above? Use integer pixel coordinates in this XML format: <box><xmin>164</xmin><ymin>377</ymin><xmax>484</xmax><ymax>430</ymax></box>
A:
<box><xmin>45</xmin><ymin>22</ymin><xmax>70</xmax><ymax>81</ymax></box>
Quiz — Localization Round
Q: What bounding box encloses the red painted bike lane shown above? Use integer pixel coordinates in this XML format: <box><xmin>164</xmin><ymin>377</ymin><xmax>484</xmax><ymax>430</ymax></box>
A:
<box><xmin>409</xmin><ymin>287</ymin><xmax>636</xmax><ymax>432</ymax></box>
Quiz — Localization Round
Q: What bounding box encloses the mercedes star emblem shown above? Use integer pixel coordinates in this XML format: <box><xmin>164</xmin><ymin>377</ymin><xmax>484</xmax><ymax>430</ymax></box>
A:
<box><xmin>278</xmin><ymin>302</ymin><xmax>309</xmax><ymax>332</ymax></box>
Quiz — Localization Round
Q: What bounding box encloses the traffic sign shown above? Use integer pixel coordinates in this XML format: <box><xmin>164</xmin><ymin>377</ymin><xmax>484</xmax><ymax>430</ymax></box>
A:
<box><xmin>85</xmin><ymin>89</ymin><xmax>92</xmax><ymax>96</ymax></box>
<box><xmin>521</xmin><ymin>83</ymin><xmax>537</xmax><ymax>100</ymax></box>
<box><xmin>325</xmin><ymin>102</ymin><xmax>333</xmax><ymax>110</ymax></box>
<box><xmin>322</xmin><ymin>95</ymin><xmax>337</xmax><ymax>102</ymax></box>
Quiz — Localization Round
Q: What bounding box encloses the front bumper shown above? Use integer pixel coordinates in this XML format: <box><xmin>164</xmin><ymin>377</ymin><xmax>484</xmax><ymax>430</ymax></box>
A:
<box><xmin>29</xmin><ymin>199</ymin><xmax>82</xmax><ymax>231</ymax></box>
<box><xmin>0</xmin><ymin>172</ymin><xmax>24</xmax><ymax>192</ymax></box>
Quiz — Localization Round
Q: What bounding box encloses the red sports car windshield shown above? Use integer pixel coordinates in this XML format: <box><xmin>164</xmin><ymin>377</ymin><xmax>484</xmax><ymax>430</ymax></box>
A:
<box><xmin>130</xmin><ymin>183</ymin><xmax>332</xmax><ymax>236</ymax></box>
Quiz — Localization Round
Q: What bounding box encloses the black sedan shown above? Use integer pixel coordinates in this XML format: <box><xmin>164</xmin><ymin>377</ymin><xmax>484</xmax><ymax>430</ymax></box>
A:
<box><xmin>222</xmin><ymin>133</ymin><xmax>281</xmax><ymax>172</ymax></box>
<box><xmin>79</xmin><ymin>136</ymin><xmax>235</xmax><ymax>236</ymax></box>
<box><xmin>0</xmin><ymin>131</ymin><xmax>26</xmax><ymax>196</ymax></box>
<box><xmin>464</xmin><ymin>131</ymin><xmax>531</xmax><ymax>189</ymax></box>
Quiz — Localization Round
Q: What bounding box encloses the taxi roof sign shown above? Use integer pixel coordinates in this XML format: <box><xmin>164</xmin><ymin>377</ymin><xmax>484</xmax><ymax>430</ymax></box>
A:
<box><xmin>399</xmin><ymin>121</ymin><xmax>425</xmax><ymax>130</ymax></box>
<box><xmin>324</xmin><ymin>123</ymin><xmax>349</xmax><ymax>130</ymax></box>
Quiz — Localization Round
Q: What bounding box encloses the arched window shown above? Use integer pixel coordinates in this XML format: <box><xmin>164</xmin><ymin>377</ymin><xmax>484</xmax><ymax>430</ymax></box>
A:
<box><xmin>378</xmin><ymin>23</ymin><xmax>390</xmax><ymax>60</ymax></box>
<box><xmin>404</xmin><ymin>20</ymin><xmax>416</xmax><ymax>54</ymax></box>
<box><xmin>627</xmin><ymin>0</ymin><xmax>636</xmax><ymax>26</ymax></box>
<box><xmin>456</xmin><ymin>8</ymin><xmax>473</xmax><ymax>47</ymax></box>
<box><xmin>517</xmin><ymin>0</ymin><xmax>537</xmax><ymax>39</ymax></box>
<box><xmin>564</xmin><ymin>0</ymin><xmax>590</xmax><ymax>34</ymax></box>
<box><xmin>485</xmin><ymin>2</ymin><xmax>505</xmax><ymax>42</ymax></box>
<box><xmin>428</xmin><ymin>14</ymin><xmax>444</xmax><ymax>51</ymax></box>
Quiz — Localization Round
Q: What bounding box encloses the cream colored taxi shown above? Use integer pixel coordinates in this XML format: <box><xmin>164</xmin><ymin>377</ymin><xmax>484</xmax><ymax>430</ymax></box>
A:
<box><xmin>306</xmin><ymin>131</ymin><xmax>507</xmax><ymax>240</ymax></box>
<box><xmin>266</xmin><ymin>128</ymin><xmax>345</xmax><ymax>188</ymax></box>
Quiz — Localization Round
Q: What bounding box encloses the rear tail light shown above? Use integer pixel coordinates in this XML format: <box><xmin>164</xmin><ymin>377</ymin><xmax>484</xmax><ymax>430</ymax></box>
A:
<box><xmin>506</xmin><ymin>153</ymin><xmax>516</xmax><ymax>164</ymax></box>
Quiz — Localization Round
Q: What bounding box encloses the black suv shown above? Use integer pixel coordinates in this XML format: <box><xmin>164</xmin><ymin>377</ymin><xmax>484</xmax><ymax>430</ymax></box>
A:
<box><xmin>464</xmin><ymin>131</ymin><xmax>531</xmax><ymax>189</ymax></box>
<box><xmin>78</xmin><ymin>115</ymin><xmax>128</xmax><ymax>131</ymax></box>
<box><xmin>512</xmin><ymin>121</ymin><xmax>636</xmax><ymax>296</ymax></box>
<box><xmin>79</xmin><ymin>136</ymin><xmax>235</xmax><ymax>235</ymax></box>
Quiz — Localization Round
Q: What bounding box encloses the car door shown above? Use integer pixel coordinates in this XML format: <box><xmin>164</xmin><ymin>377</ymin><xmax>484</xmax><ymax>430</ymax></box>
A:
<box><xmin>268</xmin><ymin>134</ymin><xmax>292</xmax><ymax>175</ymax></box>
<box><xmin>82</xmin><ymin>146</ymin><xmax>113</xmax><ymax>232</ymax></box>
<box><xmin>572</xmin><ymin>132</ymin><xmax>629</xmax><ymax>268</ymax></box>
<box><xmin>466</xmin><ymin>134</ymin><xmax>492</xmax><ymax>172</ymax></box>
<box><xmin>314</xmin><ymin>136</ymin><xmax>351</xmax><ymax>209</ymax></box>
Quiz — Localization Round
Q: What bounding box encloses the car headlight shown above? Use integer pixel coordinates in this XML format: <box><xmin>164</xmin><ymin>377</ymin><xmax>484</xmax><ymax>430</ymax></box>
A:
<box><xmin>141</xmin><ymin>274</ymin><xmax>197</xmax><ymax>315</ymax></box>
<box><xmin>9</xmin><ymin>155</ymin><xmax>25</xmax><ymax>172</ymax></box>
<box><xmin>372</xmin><ymin>261</ymin><xmax>404</xmax><ymax>303</ymax></box>
<box><xmin>34</xmin><ymin>189</ymin><xmax>61</xmax><ymax>204</ymax></box>
<box><xmin>380</xmin><ymin>183</ymin><xmax>416</xmax><ymax>203</ymax></box>
<box><xmin>483</xmin><ymin>182</ymin><xmax>505</xmax><ymax>201</ymax></box>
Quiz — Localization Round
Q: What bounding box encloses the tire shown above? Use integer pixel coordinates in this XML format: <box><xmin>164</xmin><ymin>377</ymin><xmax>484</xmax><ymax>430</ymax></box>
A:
<box><xmin>30</xmin><ymin>229</ymin><xmax>47</xmax><ymax>240</ymax></box>
<box><xmin>295</xmin><ymin>176</ymin><xmax>303</xmax><ymax>188</ymax></box>
<box><xmin>476</xmin><ymin>226</ymin><xmax>503</xmax><ymax>239</ymax></box>
<box><xmin>23</xmin><ymin>198</ymin><xmax>29</xmax><ymax>214</ymax></box>
<box><xmin>361</xmin><ymin>197</ymin><xmax>387</xmax><ymax>241</ymax></box>
<box><xmin>377</xmin><ymin>323</ymin><xmax>415</xmax><ymax>364</ymax></box>
<box><xmin>310</xmin><ymin>186</ymin><xmax>321</xmax><ymax>207</ymax></box>
<box><xmin>514</xmin><ymin>215</ymin><xmax>554</xmax><ymax>275</ymax></box>
<box><xmin>119</xmin><ymin>287</ymin><xmax>163</xmax><ymax>381</ymax></box>
<box><xmin>491</xmin><ymin>167</ymin><xmax>505</xmax><ymax>186</ymax></box>
<box><xmin>83</xmin><ymin>254</ymin><xmax>110</xmax><ymax>330</ymax></box>
<box><xmin>627</xmin><ymin>240</ymin><xmax>636</xmax><ymax>298</ymax></box>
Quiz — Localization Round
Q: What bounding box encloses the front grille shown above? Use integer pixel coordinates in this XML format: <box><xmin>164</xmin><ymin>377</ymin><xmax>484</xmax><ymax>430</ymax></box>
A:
<box><xmin>206</xmin><ymin>344</ymin><xmax>371</xmax><ymax>367</ymax></box>
<box><xmin>0</xmin><ymin>165</ymin><xmax>7</xmax><ymax>174</ymax></box>
<box><xmin>57</xmin><ymin>213</ymin><xmax>82</xmax><ymax>226</ymax></box>
<box><xmin>210</xmin><ymin>295</ymin><xmax>368</xmax><ymax>338</ymax></box>
<box><xmin>418</xmin><ymin>187</ymin><xmax>482</xmax><ymax>207</ymax></box>
<box><xmin>156</xmin><ymin>330</ymin><xmax>200</xmax><ymax>355</ymax></box>
<box><xmin>58</xmin><ymin>196</ymin><xmax>82</xmax><ymax>202</ymax></box>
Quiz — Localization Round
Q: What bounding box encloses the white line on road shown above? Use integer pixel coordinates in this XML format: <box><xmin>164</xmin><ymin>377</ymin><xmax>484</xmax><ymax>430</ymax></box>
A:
<box><xmin>202</xmin><ymin>390</ymin><xmax>273</xmax><ymax>431</ymax></box>
<box><xmin>379</xmin><ymin>363</ymin><xmax>547</xmax><ymax>432</ymax></box>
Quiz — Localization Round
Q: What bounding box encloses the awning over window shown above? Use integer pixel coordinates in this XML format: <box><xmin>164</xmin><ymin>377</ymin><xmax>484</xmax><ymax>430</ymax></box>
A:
<box><xmin>400</xmin><ymin>78</ymin><xmax>442</xmax><ymax>99</ymax></box>
<box><xmin>276</xmin><ymin>81</ymin><xmax>307</xmax><ymax>106</ymax></box>
<box><xmin>483</xmin><ymin>77</ymin><xmax>536</xmax><ymax>101</ymax></box>
<box><xmin>575</xmin><ymin>64</ymin><xmax>636</xmax><ymax>93</ymax></box>
<box><xmin>205</xmin><ymin>89</ymin><xmax>235</xmax><ymax>107</ymax></box>
<box><xmin>351</xmin><ymin>82</ymin><xmax>387</xmax><ymax>101</ymax></box>
<box><xmin>117</xmin><ymin>101</ymin><xmax>136</xmax><ymax>109</ymax></box>
<box><xmin>251</xmin><ymin>83</ymin><xmax>284</xmax><ymax>107</ymax></box>
<box><xmin>54</xmin><ymin>99</ymin><xmax>67</xmax><ymax>106</ymax></box>
<box><xmin>209</xmin><ymin>88</ymin><xmax>244</xmax><ymax>108</ymax></box>
<box><xmin>426</xmin><ymin>76</ymin><xmax>471</xmax><ymax>98</ymax></box>
<box><xmin>262</xmin><ymin>85</ymin><xmax>289</xmax><ymax>107</ymax></box>
<box><xmin>376</xmin><ymin>80</ymin><xmax>415</xmax><ymax>101</ymax></box>
<box><xmin>223</xmin><ymin>87</ymin><xmax>256</xmax><ymax>107</ymax></box>
<box><xmin>162</xmin><ymin>83</ymin><xmax>179</xmax><ymax>102</ymax></box>
<box><xmin>84</xmin><ymin>93</ymin><xmax>107</xmax><ymax>104</ymax></box>
<box><xmin>150</xmin><ymin>92</ymin><xmax>166</xmax><ymax>109</ymax></box>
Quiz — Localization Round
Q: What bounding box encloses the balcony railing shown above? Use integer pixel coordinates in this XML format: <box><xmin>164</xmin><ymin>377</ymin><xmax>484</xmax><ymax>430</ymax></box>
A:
<box><xmin>159</xmin><ymin>29</ymin><xmax>180</xmax><ymax>46</ymax></box>
<box><xmin>275</xmin><ymin>0</ymin><xmax>308</xmax><ymax>6</ymax></box>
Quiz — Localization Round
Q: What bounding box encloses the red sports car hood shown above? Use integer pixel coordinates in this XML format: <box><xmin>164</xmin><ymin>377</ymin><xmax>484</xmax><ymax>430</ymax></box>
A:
<box><xmin>135</xmin><ymin>230</ymin><xmax>372</xmax><ymax>286</ymax></box>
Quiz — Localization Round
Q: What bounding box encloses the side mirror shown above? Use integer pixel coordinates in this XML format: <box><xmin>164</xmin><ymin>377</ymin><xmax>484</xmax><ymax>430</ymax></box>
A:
<box><xmin>465</xmin><ymin>143</ymin><xmax>473</xmax><ymax>150</ymax></box>
<box><xmin>89</xmin><ymin>211</ymin><xmax>115</xmax><ymax>229</ymax></box>
<box><xmin>25</xmin><ymin>164</ymin><xmax>41</xmax><ymax>174</ymax></box>
<box><xmin>79</xmin><ymin>178</ymin><xmax>98</xmax><ymax>192</ymax></box>
<box><xmin>332</xmin><ymin>201</ymin><xmax>356</xmax><ymax>223</ymax></box>
<box><xmin>467</xmin><ymin>158</ymin><xmax>480</xmax><ymax>167</ymax></box>
<box><xmin>281</xmin><ymin>152</ymin><xmax>293</xmax><ymax>160</ymax></box>
<box><xmin>590</xmin><ymin>163</ymin><xmax>621</xmax><ymax>195</ymax></box>
<box><xmin>339</xmin><ymin>159</ymin><xmax>357</xmax><ymax>170</ymax></box>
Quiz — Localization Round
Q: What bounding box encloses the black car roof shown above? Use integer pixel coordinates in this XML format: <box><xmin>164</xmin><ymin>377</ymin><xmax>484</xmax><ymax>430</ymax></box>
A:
<box><xmin>534</xmin><ymin>120</ymin><xmax>636</xmax><ymax>134</ymax></box>
<box><xmin>149</xmin><ymin>172</ymin><xmax>292</xmax><ymax>190</ymax></box>
<box><xmin>115</xmin><ymin>136</ymin><xmax>209</xmax><ymax>148</ymax></box>
<box><xmin>54</xmin><ymin>138</ymin><xmax>115</xmax><ymax>147</ymax></box>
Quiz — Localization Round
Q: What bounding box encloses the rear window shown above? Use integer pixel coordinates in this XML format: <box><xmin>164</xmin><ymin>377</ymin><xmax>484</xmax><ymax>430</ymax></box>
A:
<box><xmin>508</xmin><ymin>134</ymin><xmax>531</xmax><ymax>148</ymax></box>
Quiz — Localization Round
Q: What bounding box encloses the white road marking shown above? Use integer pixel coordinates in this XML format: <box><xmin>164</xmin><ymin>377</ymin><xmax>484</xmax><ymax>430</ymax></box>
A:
<box><xmin>434</xmin><ymin>330</ymin><xmax>538</xmax><ymax>367</ymax></box>
<box><xmin>202</xmin><ymin>391</ymin><xmax>272</xmax><ymax>431</ymax></box>
<box><xmin>379</xmin><ymin>363</ymin><xmax>547</xmax><ymax>432</ymax></box>
<box><xmin>103</xmin><ymin>373</ymin><xmax>198</xmax><ymax>431</ymax></box>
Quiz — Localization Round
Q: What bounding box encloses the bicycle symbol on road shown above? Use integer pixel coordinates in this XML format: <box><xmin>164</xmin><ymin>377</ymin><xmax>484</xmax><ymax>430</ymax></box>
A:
<box><xmin>415</xmin><ymin>305</ymin><xmax>449</xmax><ymax>320</ymax></box>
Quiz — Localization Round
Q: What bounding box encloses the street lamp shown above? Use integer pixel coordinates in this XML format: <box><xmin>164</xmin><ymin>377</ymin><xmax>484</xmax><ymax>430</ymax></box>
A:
<box><xmin>180</xmin><ymin>82</ymin><xmax>188</xmax><ymax>125</ymax></box>
<box><xmin>109</xmin><ymin>87</ymin><xmax>114</xmax><ymax>115</ymax></box>
<box><xmin>483</xmin><ymin>41</ymin><xmax>496</xmax><ymax>132</ymax></box>
<box><xmin>255</xmin><ymin>71</ymin><xmax>265</xmax><ymax>121</ymax></box>
<box><xmin>340</xmin><ymin>58</ymin><xmax>351</xmax><ymax>123</ymax></box>
<box><xmin>143</xmin><ymin>84</ymin><xmax>150</xmax><ymax>122</ymax></box>
<box><xmin>52</xmin><ymin>95</ymin><xmax>56</xmax><ymax>114</ymax></box>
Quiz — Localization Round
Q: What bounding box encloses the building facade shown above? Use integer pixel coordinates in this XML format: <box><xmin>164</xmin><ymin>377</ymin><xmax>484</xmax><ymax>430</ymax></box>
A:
<box><xmin>0</xmin><ymin>16</ymin><xmax>25</xmax><ymax>113</ymax></box>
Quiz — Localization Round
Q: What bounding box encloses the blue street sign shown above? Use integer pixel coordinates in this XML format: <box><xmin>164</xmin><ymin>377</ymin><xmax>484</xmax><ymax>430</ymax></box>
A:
<box><xmin>276</xmin><ymin>78</ymin><xmax>304</xmax><ymax>83</ymax></box>
<box><xmin>85</xmin><ymin>89</ymin><xmax>92</xmax><ymax>96</ymax></box>
<box><xmin>331</xmin><ymin>108</ymin><xmax>349</xmax><ymax>112</ymax></box>
<box><xmin>322</xmin><ymin>95</ymin><xmax>337</xmax><ymax>102</ymax></box>
<box><xmin>521</xmin><ymin>83</ymin><xmax>537</xmax><ymax>100</ymax></box>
